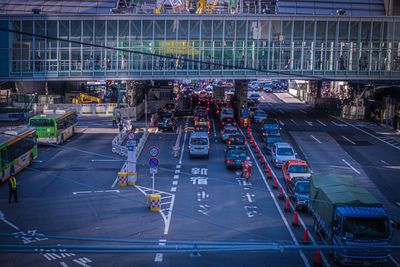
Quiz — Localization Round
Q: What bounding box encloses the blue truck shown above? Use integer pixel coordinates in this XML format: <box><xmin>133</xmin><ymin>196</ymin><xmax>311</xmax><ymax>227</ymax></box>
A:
<box><xmin>309</xmin><ymin>175</ymin><xmax>394</xmax><ymax>266</ymax></box>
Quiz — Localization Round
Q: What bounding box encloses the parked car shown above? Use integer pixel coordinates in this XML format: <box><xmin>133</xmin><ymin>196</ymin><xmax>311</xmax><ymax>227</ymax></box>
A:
<box><xmin>271</xmin><ymin>142</ymin><xmax>296</xmax><ymax>168</ymax></box>
<box><xmin>221</xmin><ymin>126</ymin><xmax>238</xmax><ymax>142</ymax></box>
<box><xmin>225</xmin><ymin>149</ymin><xmax>247</xmax><ymax>169</ymax></box>
<box><xmin>282</xmin><ymin>160</ymin><xmax>312</xmax><ymax>183</ymax></box>
<box><xmin>264</xmin><ymin>134</ymin><xmax>282</xmax><ymax>154</ymax></box>
<box><xmin>252</xmin><ymin>110</ymin><xmax>267</xmax><ymax>123</ymax></box>
<box><xmin>286</xmin><ymin>177</ymin><xmax>310</xmax><ymax>211</ymax></box>
<box><xmin>189</xmin><ymin>132</ymin><xmax>210</xmax><ymax>158</ymax></box>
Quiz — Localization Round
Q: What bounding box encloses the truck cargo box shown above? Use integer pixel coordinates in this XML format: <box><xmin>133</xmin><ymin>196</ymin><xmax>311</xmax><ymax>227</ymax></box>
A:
<box><xmin>309</xmin><ymin>175</ymin><xmax>382</xmax><ymax>231</ymax></box>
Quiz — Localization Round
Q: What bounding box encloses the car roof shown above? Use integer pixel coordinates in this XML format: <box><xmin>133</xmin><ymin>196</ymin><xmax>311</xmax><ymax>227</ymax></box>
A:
<box><xmin>264</xmin><ymin>119</ymin><xmax>279</xmax><ymax>124</ymax></box>
<box><xmin>224</xmin><ymin>126</ymin><xmax>237</xmax><ymax>131</ymax></box>
<box><xmin>274</xmin><ymin>142</ymin><xmax>293</xmax><ymax>148</ymax></box>
<box><xmin>287</xmin><ymin>159</ymin><xmax>308</xmax><ymax>166</ymax></box>
<box><xmin>190</xmin><ymin>132</ymin><xmax>209</xmax><ymax>138</ymax></box>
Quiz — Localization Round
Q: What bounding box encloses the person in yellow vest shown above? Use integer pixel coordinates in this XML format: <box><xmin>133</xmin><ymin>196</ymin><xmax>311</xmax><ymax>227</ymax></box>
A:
<box><xmin>8</xmin><ymin>175</ymin><xmax>18</xmax><ymax>203</ymax></box>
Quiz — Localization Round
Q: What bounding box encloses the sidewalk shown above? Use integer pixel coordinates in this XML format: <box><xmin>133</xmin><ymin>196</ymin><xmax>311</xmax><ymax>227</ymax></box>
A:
<box><xmin>274</xmin><ymin>92</ymin><xmax>305</xmax><ymax>104</ymax></box>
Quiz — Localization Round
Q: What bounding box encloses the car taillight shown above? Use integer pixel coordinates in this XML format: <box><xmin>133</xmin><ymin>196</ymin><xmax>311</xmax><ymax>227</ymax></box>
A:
<box><xmin>227</xmin><ymin>159</ymin><xmax>234</xmax><ymax>164</ymax></box>
<box><xmin>244</xmin><ymin>140</ymin><xmax>247</xmax><ymax>144</ymax></box>
<box><xmin>222</xmin><ymin>122</ymin><xmax>225</xmax><ymax>125</ymax></box>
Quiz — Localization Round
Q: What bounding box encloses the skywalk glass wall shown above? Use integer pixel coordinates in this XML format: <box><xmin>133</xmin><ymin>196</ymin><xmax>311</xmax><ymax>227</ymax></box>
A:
<box><xmin>3</xmin><ymin>15</ymin><xmax>400</xmax><ymax>80</ymax></box>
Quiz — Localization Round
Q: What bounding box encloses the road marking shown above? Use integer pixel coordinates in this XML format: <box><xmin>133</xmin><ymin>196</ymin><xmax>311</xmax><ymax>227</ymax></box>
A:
<box><xmin>380</xmin><ymin>160</ymin><xmax>389</xmax><ymax>165</ymax></box>
<box><xmin>32</xmin><ymin>160</ymin><xmax>43</xmax><ymax>163</ymax></box>
<box><xmin>331</xmin><ymin>120</ymin><xmax>348</xmax><ymax>127</ymax></box>
<box><xmin>172</xmin><ymin>181</ymin><xmax>178</xmax><ymax>185</ymax></box>
<box><xmin>212</xmin><ymin>119</ymin><xmax>217</xmax><ymax>143</ymax></box>
<box><xmin>176</xmin><ymin>165</ymin><xmax>181</xmax><ymax>169</ymax></box>
<box><xmin>91</xmin><ymin>159</ymin><xmax>123</xmax><ymax>162</ymax></box>
<box><xmin>261</xmin><ymin>95</ymin><xmax>265</xmax><ymax>100</ymax></box>
<box><xmin>60</xmin><ymin>262</ymin><xmax>69</xmax><ymax>267</ymax></box>
<box><xmin>241</xmin><ymin>130</ymin><xmax>311</xmax><ymax>267</ymax></box>
<box><xmin>245</xmin><ymin>193</ymin><xmax>253</xmax><ymax>203</ymax></box>
<box><xmin>290</xmin><ymin>119</ymin><xmax>298</xmax><ymax>126</ymax></box>
<box><xmin>342</xmin><ymin>159</ymin><xmax>361</xmax><ymax>174</ymax></box>
<box><xmin>173</xmin><ymin>175</ymin><xmax>179</xmax><ymax>179</ymax></box>
<box><xmin>170</xmin><ymin>187</ymin><xmax>177</xmax><ymax>192</ymax></box>
<box><xmin>72</xmin><ymin>191</ymin><xmax>91</xmax><ymax>195</ymax></box>
<box><xmin>279</xmin><ymin>120</ymin><xmax>285</xmax><ymax>126</ymax></box>
<box><xmin>278</xmin><ymin>109</ymin><xmax>285</xmax><ymax>114</ymax></box>
<box><xmin>390</xmin><ymin>256</ymin><xmax>400</xmax><ymax>267</ymax></box>
<box><xmin>310</xmin><ymin>135</ymin><xmax>322</xmax><ymax>144</ymax></box>
<box><xmin>73</xmin><ymin>190</ymin><xmax>119</xmax><ymax>195</ymax></box>
<box><xmin>175</xmin><ymin>169</ymin><xmax>180</xmax><ymax>174</ymax></box>
<box><xmin>316</xmin><ymin>119</ymin><xmax>327</xmax><ymax>126</ymax></box>
<box><xmin>305</xmin><ymin>120</ymin><xmax>313</xmax><ymax>126</ymax></box>
<box><xmin>300</xmin><ymin>110</ymin><xmax>307</xmax><ymax>114</ymax></box>
<box><xmin>341</xmin><ymin>135</ymin><xmax>356</xmax><ymax>145</ymax></box>
<box><xmin>0</xmin><ymin>210</ymin><xmax>19</xmax><ymax>230</ymax></box>
<box><xmin>244</xmin><ymin>131</ymin><xmax>331</xmax><ymax>267</ymax></box>
<box><xmin>178</xmin><ymin>122</ymin><xmax>188</xmax><ymax>165</ymax></box>
<box><xmin>396</xmin><ymin>202</ymin><xmax>400</xmax><ymax>207</ymax></box>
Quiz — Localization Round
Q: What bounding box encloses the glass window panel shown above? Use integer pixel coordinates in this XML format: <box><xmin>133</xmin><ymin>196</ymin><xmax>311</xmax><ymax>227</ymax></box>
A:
<box><xmin>260</xmin><ymin>20</ymin><xmax>269</xmax><ymax>41</ymax></box>
<box><xmin>166</xmin><ymin>20</ymin><xmax>176</xmax><ymax>40</ymax></box>
<box><xmin>271</xmin><ymin>20</ymin><xmax>281</xmax><ymax>41</ymax></box>
<box><xmin>361</xmin><ymin>21</ymin><xmax>371</xmax><ymax>42</ymax></box>
<box><xmin>339</xmin><ymin>21</ymin><xmax>349</xmax><ymax>41</ymax></box>
<box><xmin>201</xmin><ymin>20</ymin><xmax>212</xmax><ymax>39</ymax></box>
<box><xmin>282</xmin><ymin>21</ymin><xmax>292</xmax><ymax>40</ymax></box>
<box><xmin>189</xmin><ymin>20</ymin><xmax>200</xmax><ymax>40</ymax></box>
<box><xmin>372</xmin><ymin>22</ymin><xmax>381</xmax><ymax>42</ymax></box>
<box><xmin>394</xmin><ymin>22</ymin><xmax>400</xmax><ymax>41</ymax></box>
<box><xmin>131</xmin><ymin>20</ymin><xmax>141</xmax><ymax>40</ymax></box>
<box><xmin>316</xmin><ymin>21</ymin><xmax>326</xmax><ymax>40</ymax></box>
<box><xmin>178</xmin><ymin>20</ymin><xmax>188</xmax><ymax>40</ymax></box>
<box><xmin>82</xmin><ymin>20</ymin><xmax>93</xmax><ymax>42</ymax></box>
<box><xmin>154</xmin><ymin>20</ymin><xmax>165</xmax><ymax>39</ymax></box>
<box><xmin>107</xmin><ymin>20</ymin><xmax>117</xmax><ymax>43</ymax></box>
<box><xmin>304</xmin><ymin>21</ymin><xmax>314</xmax><ymax>41</ymax></box>
<box><xmin>293</xmin><ymin>21</ymin><xmax>303</xmax><ymax>41</ymax></box>
<box><xmin>327</xmin><ymin>21</ymin><xmax>337</xmax><ymax>41</ymax></box>
<box><xmin>224</xmin><ymin>20</ymin><xmax>235</xmax><ymax>41</ymax></box>
<box><xmin>213</xmin><ymin>20</ymin><xmax>223</xmax><ymax>39</ymax></box>
<box><xmin>236</xmin><ymin>21</ymin><xmax>246</xmax><ymax>40</ymax></box>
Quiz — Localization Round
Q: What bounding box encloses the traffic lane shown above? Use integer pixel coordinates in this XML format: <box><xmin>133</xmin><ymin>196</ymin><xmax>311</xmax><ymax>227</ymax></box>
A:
<box><xmin>163</xmin><ymin>120</ymin><xmax>307</xmax><ymax>267</ymax></box>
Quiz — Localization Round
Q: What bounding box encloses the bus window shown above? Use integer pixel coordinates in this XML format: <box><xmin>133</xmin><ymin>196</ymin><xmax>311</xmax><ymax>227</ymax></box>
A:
<box><xmin>29</xmin><ymin>119</ymin><xmax>54</xmax><ymax>127</ymax></box>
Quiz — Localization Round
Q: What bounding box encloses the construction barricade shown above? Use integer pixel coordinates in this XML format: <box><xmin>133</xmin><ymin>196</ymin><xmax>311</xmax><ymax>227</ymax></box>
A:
<box><xmin>117</xmin><ymin>172</ymin><xmax>129</xmax><ymax>187</ymax></box>
<box><xmin>127</xmin><ymin>172</ymin><xmax>137</xmax><ymax>186</ymax></box>
<box><xmin>146</xmin><ymin>194</ymin><xmax>161</xmax><ymax>212</ymax></box>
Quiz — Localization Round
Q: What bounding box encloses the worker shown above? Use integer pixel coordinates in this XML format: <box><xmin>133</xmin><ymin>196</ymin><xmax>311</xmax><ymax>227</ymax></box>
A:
<box><xmin>8</xmin><ymin>175</ymin><xmax>18</xmax><ymax>203</ymax></box>
<box><xmin>112</xmin><ymin>115</ymin><xmax>117</xmax><ymax>127</ymax></box>
<box><xmin>241</xmin><ymin>157</ymin><xmax>252</xmax><ymax>182</ymax></box>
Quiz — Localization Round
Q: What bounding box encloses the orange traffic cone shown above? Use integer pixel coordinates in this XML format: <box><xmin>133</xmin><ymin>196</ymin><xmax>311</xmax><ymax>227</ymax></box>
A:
<box><xmin>261</xmin><ymin>156</ymin><xmax>265</xmax><ymax>165</ymax></box>
<box><xmin>272</xmin><ymin>176</ymin><xmax>278</xmax><ymax>189</ymax></box>
<box><xmin>278</xmin><ymin>186</ymin><xmax>284</xmax><ymax>200</ymax></box>
<box><xmin>303</xmin><ymin>228</ymin><xmax>309</xmax><ymax>244</ymax></box>
<box><xmin>292</xmin><ymin>211</ymin><xmax>300</xmax><ymax>227</ymax></box>
<box><xmin>313</xmin><ymin>249</ymin><xmax>322</xmax><ymax>267</ymax></box>
<box><xmin>257</xmin><ymin>149</ymin><xmax>261</xmax><ymax>159</ymax></box>
<box><xmin>267</xmin><ymin>168</ymin><xmax>273</xmax><ymax>179</ymax></box>
<box><xmin>264</xmin><ymin>163</ymin><xmax>269</xmax><ymax>173</ymax></box>
<box><xmin>284</xmin><ymin>197</ymin><xmax>291</xmax><ymax>213</ymax></box>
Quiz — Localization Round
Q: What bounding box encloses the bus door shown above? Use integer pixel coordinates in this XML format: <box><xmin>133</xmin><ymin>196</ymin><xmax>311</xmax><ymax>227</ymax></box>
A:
<box><xmin>1</xmin><ymin>149</ymin><xmax>6</xmax><ymax>179</ymax></box>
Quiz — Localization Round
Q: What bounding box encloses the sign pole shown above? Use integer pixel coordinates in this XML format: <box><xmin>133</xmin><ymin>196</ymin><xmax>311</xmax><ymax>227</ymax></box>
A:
<box><xmin>152</xmin><ymin>172</ymin><xmax>155</xmax><ymax>194</ymax></box>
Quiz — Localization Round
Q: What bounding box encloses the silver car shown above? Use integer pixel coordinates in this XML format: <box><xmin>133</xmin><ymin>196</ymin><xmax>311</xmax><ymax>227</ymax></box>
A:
<box><xmin>271</xmin><ymin>142</ymin><xmax>297</xmax><ymax>168</ymax></box>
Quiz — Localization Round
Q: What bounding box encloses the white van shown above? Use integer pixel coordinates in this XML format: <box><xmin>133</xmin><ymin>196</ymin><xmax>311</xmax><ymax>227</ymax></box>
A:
<box><xmin>189</xmin><ymin>132</ymin><xmax>210</xmax><ymax>158</ymax></box>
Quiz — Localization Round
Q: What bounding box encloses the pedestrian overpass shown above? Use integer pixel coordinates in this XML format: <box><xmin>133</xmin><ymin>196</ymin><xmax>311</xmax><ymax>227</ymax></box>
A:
<box><xmin>1</xmin><ymin>14</ymin><xmax>400</xmax><ymax>81</ymax></box>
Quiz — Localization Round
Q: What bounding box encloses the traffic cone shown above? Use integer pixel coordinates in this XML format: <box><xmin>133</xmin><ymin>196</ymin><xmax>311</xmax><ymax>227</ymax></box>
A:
<box><xmin>278</xmin><ymin>186</ymin><xmax>284</xmax><ymax>200</ymax></box>
<box><xmin>257</xmin><ymin>149</ymin><xmax>261</xmax><ymax>159</ymax></box>
<box><xmin>267</xmin><ymin>168</ymin><xmax>273</xmax><ymax>179</ymax></box>
<box><xmin>292</xmin><ymin>211</ymin><xmax>300</xmax><ymax>227</ymax></box>
<box><xmin>272</xmin><ymin>176</ymin><xmax>278</xmax><ymax>189</ymax></box>
<box><xmin>264</xmin><ymin>163</ymin><xmax>269</xmax><ymax>173</ymax></box>
<box><xmin>313</xmin><ymin>249</ymin><xmax>322</xmax><ymax>267</ymax></box>
<box><xmin>303</xmin><ymin>228</ymin><xmax>309</xmax><ymax>244</ymax></box>
<box><xmin>261</xmin><ymin>156</ymin><xmax>265</xmax><ymax>165</ymax></box>
<box><xmin>284</xmin><ymin>197</ymin><xmax>291</xmax><ymax>213</ymax></box>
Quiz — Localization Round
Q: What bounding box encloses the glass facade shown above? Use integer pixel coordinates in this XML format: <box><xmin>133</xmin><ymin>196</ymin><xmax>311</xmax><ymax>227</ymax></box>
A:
<box><xmin>2</xmin><ymin>15</ymin><xmax>400</xmax><ymax>80</ymax></box>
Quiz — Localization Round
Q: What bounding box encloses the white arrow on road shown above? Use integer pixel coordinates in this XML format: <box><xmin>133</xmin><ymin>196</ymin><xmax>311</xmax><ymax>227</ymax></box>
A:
<box><xmin>305</xmin><ymin>121</ymin><xmax>313</xmax><ymax>126</ymax></box>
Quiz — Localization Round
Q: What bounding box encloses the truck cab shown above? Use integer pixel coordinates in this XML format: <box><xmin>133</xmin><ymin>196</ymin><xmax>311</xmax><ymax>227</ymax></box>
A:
<box><xmin>332</xmin><ymin>207</ymin><xmax>392</xmax><ymax>266</ymax></box>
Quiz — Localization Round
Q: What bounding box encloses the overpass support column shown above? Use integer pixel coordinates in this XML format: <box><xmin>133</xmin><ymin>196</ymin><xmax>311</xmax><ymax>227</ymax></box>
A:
<box><xmin>234</xmin><ymin>80</ymin><xmax>249</xmax><ymax>128</ymax></box>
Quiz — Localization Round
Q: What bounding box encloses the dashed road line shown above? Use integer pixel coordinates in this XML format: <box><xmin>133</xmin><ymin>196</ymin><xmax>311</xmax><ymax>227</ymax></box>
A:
<box><xmin>300</xmin><ymin>110</ymin><xmax>307</xmax><ymax>114</ymax></box>
<box><xmin>305</xmin><ymin>120</ymin><xmax>313</xmax><ymax>126</ymax></box>
<box><xmin>172</xmin><ymin>181</ymin><xmax>178</xmax><ymax>185</ymax></box>
<box><xmin>290</xmin><ymin>119</ymin><xmax>298</xmax><ymax>126</ymax></box>
<box><xmin>175</xmin><ymin>169</ymin><xmax>180</xmax><ymax>174</ymax></box>
<box><xmin>212</xmin><ymin>119</ymin><xmax>217</xmax><ymax>143</ymax></box>
<box><xmin>342</xmin><ymin>159</ymin><xmax>361</xmax><ymax>174</ymax></box>
<box><xmin>310</xmin><ymin>135</ymin><xmax>322</xmax><ymax>144</ymax></box>
<box><xmin>316</xmin><ymin>119</ymin><xmax>327</xmax><ymax>126</ymax></box>
<box><xmin>341</xmin><ymin>135</ymin><xmax>356</xmax><ymax>145</ymax></box>
<box><xmin>176</xmin><ymin>164</ymin><xmax>181</xmax><ymax>169</ymax></box>
<box><xmin>170</xmin><ymin>187</ymin><xmax>177</xmax><ymax>192</ymax></box>
<box><xmin>173</xmin><ymin>175</ymin><xmax>179</xmax><ymax>179</ymax></box>
<box><xmin>279</xmin><ymin>120</ymin><xmax>285</xmax><ymax>126</ymax></box>
<box><xmin>380</xmin><ymin>160</ymin><xmax>389</xmax><ymax>165</ymax></box>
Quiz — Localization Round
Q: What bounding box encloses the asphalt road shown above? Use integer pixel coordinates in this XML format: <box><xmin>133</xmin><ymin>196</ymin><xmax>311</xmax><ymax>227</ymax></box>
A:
<box><xmin>0</xmin><ymin>96</ymin><xmax>399</xmax><ymax>267</ymax></box>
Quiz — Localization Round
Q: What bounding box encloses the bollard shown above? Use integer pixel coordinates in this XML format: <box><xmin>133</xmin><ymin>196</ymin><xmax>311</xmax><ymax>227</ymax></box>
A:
<box><xmin>284</xmin><ymin>197</ymin><xmax>291</xmax><ymax>213</ymax></box>
<box><xmin>303</xmin><ymin>228</ymin><xmax>310</xmax><ymax>244</ymax></box>
<box><xmin>117</xmin><ymin>172</ymin><xmax>129</xmax><ymax>187</ymax></box>
<box><xmin>127</xmin><ymin>172</ymin><xmax>136</xmax><ymax>186</ymax></box>
<box><xmin>267</xmin><ymin>168</ymin><xmax>273</xmax><ymax>179</ymax></box>
<box><xmin>278</xmin><ymin>186</ymin><xmax>284</xmax><ymax>200</ymax></box>
<box><xmin>146</xmin><ymin>193</ymin><xmax>161</xmax><ymax>212</ymax></box>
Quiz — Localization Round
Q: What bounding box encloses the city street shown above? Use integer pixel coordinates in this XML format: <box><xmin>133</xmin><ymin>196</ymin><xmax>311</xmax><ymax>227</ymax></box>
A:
<box><xmin>1</xmin><ymin>93</ymin><xmax>399</xmax><ymax>266</ymax></box>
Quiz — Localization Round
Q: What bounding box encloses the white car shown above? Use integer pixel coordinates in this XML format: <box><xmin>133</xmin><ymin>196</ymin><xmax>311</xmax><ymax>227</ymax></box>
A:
<box><xmin>248</xmin><ymin>93</ymin><xmax>261</xmax><ymax>103</ymax></box>
<box><xmin>271</xmin><ymin>142</ymin><xmax>297</xmax><ymax>168</ymax></box>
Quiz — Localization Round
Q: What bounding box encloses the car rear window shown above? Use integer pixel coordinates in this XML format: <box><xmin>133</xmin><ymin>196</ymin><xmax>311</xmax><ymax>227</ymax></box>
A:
<box><xmin>224</xmin><ymin>129</ymin><xmax>237</xmax><ymax>134</ymax></box>
<box><xmin>228</xmin><ymin>150</ymin><xmax>247</xmax><ymax>158</ymax></box>
<box><xmin>191</xmin><ymin>137</ymin><xmax>208</xmax><ymax>145</ymax></box>
<box><xmin>289</xmin><ymin>165</ymin><xmax>309</xmax><ymax>173</ymax></box>
<box><xmin>222</xmin><ymin>109</ymin><xmax>233</xmax><ymax>115</ymax></box>
<box><xmin>267</xmin><ymin>136</ymin><xmax>282</xmax><ymax>144</ymax></box>
<box><xmin>277</xmin><ymin>147</ymin><xmax>294</xmax><ymax>156</ymax></box>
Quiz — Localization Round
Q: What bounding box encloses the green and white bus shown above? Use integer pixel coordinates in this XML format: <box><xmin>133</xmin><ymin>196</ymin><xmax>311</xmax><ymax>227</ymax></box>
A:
<box><xmin>29</xmin><ymin>109</ymin><xmax>77</xmax><ymax>144</ymax></box>
<box><xmin>0</xmin><ymin>126</ymin><xmax>38</xmax><ymax>182</ymax></box>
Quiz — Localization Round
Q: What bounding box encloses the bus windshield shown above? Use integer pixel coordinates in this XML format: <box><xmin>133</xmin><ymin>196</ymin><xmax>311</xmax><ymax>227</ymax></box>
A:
<box><xmin>29</xmin><ymin>119</ymin><xmax>54</xmax><ymax>127</ymax></box>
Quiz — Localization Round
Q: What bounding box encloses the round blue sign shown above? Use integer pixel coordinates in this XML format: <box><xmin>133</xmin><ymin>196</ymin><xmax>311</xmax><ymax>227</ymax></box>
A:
<box><xmin>149</xmin><ymin>146</ymin><xmax>160</xmax><ymax>157</ymax></box>
<box><xmin>148</xmin><ymin>157</ymin><xmax>159</xmax><ymax>168</ymax></box>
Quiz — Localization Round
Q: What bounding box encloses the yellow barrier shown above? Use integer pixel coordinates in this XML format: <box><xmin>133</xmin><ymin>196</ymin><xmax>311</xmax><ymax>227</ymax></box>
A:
<box><xmin>117</xmin><ymin>172</ymin><xmax>129</xmax><ymax>187</ymax></box>
<box><xmin>146</xmin><ymin>194</ymin><xmax>161</xmax><ymax>212</ymax></box>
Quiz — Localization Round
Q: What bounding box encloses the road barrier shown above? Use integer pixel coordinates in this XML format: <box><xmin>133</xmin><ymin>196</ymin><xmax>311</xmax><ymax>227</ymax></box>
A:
<box><xmin>172</xmin><ymin>126</ymin><xmax>182</xmax><ymax>158</ymax></box>
<box><xmin>117</xmin><ymin>172</ymin><xmax>129</xmax><ymax>187</ymax></box>
<box><xmin>146</xmin><ymin>193</ymin><xmax>161</xmax><ymax>212</ymax></box>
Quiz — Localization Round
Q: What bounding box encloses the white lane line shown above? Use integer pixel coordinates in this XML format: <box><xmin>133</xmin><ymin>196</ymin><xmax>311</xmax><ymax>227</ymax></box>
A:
<box><xmin>278</xmin><ymin>120</ymin><xmax>285</xmax><ymax>126</ymax></box>
<box><xmin>380</xmin><ymin>160</ymin><xmax>389</xmax><ymax>165</ymax></box>
<box><xmin>305</xmin><ymin>120</ymin><xmax>313</xmax><ymax>126</ymax></box>
<box><xmin>241</xmin><ymin>131</ymin><xmax>311</xmax><ymax>267</ymax></box>
<box><xmin>32</xmin><ymin>160</ymin><xmax>43</xmax><ymax>163</ymax></box>
<box><xmin>173</xmin><ymin>175</ymin><xmax>179</xmax><ymax>179</ymax></box>
<box><xmin>176</xmin><ymin>165</ymin><xmax>181</xmax><ymax>169</ymax></box>
<box><xmin>316</xmin><ymin>120</ymin><xmax>327</xmax><ymax>126</ymax></box>
<box><xmin>300</xmin><ymin>110</ymin><xmax>307</xmax><ymax>114</ymax></box>
<box><xmin>170</xmin><ymin>187</ymin><xmax>177</xmax><ymax>192</ymax></box>
<box><xmin>245</xmin><ymin>132</ymin><xmax>331</xmax><ymax>267</ymax></box>
<box><xmin>390</xmin><ymin>256</ymin><xmax>400</xmax><ymax>267</ymax></box>
<box><xmin>342</xmin><ymin>159</ymin><xmax>361</xmax><ymax>174</ymax></box>
<box><xmin>91</xmin><ymin>159</ymin><xmax>123</xmax><ymax>162</ymax></box>
<box><xmin>310</xmin><ymin>135</ymin><xmax>322</xmax><ymax>144</ymax></box>
<box><xmin>175</xmin><ymin>169</ymin><xmax>180</xmax><ymax>174</ymax></box>
<box><xmin>104</xmin><ymin>190</ymin><xmax>120</xmax><ymax>193</ymax></box>
<box><xmin>178</xmin><ymin>122</ymin><xmax>188</xmax><ymax>165</ymax></box>
<box><xmin>172</xmin><ymin>181</ymin><xmax>178</xmax><ymax>185</ymax></box>
<box><xmin>333</xmin><ymin>116</ymin><xmax>400</xmax><ymax>152</ymax></box>
<box><xmin>0</xmin><ymin>210</ymin><xmax>20</xmax><ymax>230</ymax></box>
<box><xmin>164</xmin><ymin>194</ymin><xmax>175</xmax><ymax>235</ymax></box>
<box><xmin>111</xmin><ymin>177</ymin><xmax>118</xmax><ymax>188</ymax></box>
<box><xmin>290</xmin><ymin>119</ymin><xmax>298</xmax><ymax>126</ymax></box>
<box><xmin>261</xmin><ymin>95</ymin><xmax>265</xmax><ymax>100</ymax></box>
<box><xmin>72</xmin><ymin>191</ymin><xmax>92</xmax><ymax>195</ymax></box>
<box><xmin>341</xmin><ymin>135</ymin><xmax>356</xmax><ymax>145</ymax></box>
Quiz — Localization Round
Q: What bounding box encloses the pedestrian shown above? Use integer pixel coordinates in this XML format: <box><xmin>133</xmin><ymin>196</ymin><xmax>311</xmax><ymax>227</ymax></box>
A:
<box><xmin>119</xmin><ymin>121</ymin><xmax>123</xmax><ymax>132</ymax></box>
<box><xmin>112</xmin><ymin>115</ymin><xmax>117</xmax><ymax>127</ymax></box>
<box><xmin>8</xmin><ymin>175</ymin><xmax>18</xmax><ymax>203</ymax></box>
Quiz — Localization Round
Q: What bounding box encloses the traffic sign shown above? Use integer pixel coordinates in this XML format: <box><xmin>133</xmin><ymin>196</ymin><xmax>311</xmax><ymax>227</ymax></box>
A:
<box><xmin>242</xmin><ymin>107</ymin><xmax>249</xmax><ymax>118</ymax></box>
<box><xmin>149</xmin><ymin>146</ymin><xmax>160</xmax><ymax>157</ymax></box>
<box><xmin>127</xmin><ymin>140</ymin><xmax>137</xmax><ymax>147</ymax></box>
<box><xmin>150</xmin><ymin>167</ymin><xmax>158</xmax><ymax>174</ymax></box>
<box><xmin>148</xmin><ymin>157</ymin><xmax>159</xmax><ymax>168</ymax></box>
<box><xmin>127</xmin><ymin>131</ymin><xmax>135</xmax><ymax>140</ymax></box>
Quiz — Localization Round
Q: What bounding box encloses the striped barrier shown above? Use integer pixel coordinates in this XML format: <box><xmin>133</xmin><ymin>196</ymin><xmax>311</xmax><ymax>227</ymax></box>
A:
<box><xmin>146</xmin><ymin>194</ymin><xmax>161</xmax><ymax>212</ymax></box>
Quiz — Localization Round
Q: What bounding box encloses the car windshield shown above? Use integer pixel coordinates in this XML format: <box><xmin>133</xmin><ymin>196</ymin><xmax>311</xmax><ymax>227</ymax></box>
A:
<box><xmin>250</xmin><ymin>94</ymin><xmax>260</xmax><ymax>97</ymax></box>
<box><xmin>295</xmin><ymin>182</ymin><xmax>309</xmax><ymax>194</ymax></box>
<box><xmin>277</xmin><ymin>147</ymin><xmax>294</xmax><ymax>156</ymax></box>
<box><xmin>289</xmin><ymin>165</ymin><xmax>309</xmax><ymax>173</ymax></box>
<box><xmin>222</xmin><ymin>109</ymin><xmax>233</xmax><ymax>115</ymax></box>
<box><xmin>263</xmin><ymin>124</ymin><xmax>279</xmax><ymax>130</ymax></box>
<box><xmin>29</xmin><ymin>119</ymin><xmax>54</xmax><ymax>127</ymax></box>
<box><xmin>343</xmin><ymin>217</ymin><xmax>390</xmax><ymax>239</ymax></box>
<box><xmin>267</xmin><ymin>136</ymin><xmax>282</xmax><ymax>144</ymax></box>
<box><xmin>191</xmin><ymin>137</ymin><xmax>208</xmax><ymax>145</ymax></box>
<box><xmin>228</xmin><ymin>150</ymin><xmax>247</xmax><ymax>159</ymax></box>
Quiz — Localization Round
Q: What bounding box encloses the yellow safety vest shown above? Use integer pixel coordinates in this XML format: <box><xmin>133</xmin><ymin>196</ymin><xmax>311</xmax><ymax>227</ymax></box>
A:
<box><xmin>10</xmin><ymin>177</ymin><xmax>16</xmax><ymax>189</ymax></box>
